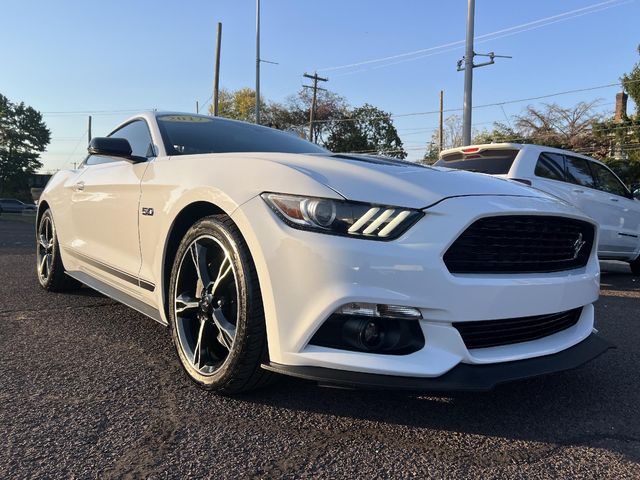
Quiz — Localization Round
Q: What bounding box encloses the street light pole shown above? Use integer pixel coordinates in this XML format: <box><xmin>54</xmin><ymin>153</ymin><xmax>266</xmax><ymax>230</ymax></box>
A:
<box><xmin>462</xmin><ymin>0</ymin><xmax>475</xmax><ymax>146</ymax></box>
<box><xmin>255</xmin><ymin>0</ymin><xmax>261</xmax><ymax>124</ymax></box>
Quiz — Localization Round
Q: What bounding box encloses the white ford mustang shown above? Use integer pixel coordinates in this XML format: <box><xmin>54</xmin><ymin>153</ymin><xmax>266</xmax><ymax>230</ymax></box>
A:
<box><xmin>36</xmin><ymin>112</ymin><xmax>612</xmax><ymax>393</ymax></box>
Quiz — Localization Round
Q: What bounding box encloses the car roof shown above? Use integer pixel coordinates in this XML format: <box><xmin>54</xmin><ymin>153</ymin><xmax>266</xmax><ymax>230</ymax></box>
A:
<box><xmin>439</xmin><ymin>143</ymin><xmax>605</xmax><ymax>166</ymax></box>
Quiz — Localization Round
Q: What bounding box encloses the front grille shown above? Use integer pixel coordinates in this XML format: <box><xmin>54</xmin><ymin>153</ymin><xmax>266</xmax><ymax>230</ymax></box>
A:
<box><xmin>443</xmin><ymin>215</ymin><xmax>594</xmax><ymax>274</ymax></box>
<box><xmin>453</xmin><ymin>308</ymin><xmax>582</xmax><ymax>350</ymax></box>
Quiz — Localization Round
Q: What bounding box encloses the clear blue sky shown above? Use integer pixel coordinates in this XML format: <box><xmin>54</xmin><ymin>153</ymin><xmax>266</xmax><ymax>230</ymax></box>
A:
<box><xmin>2</xmin><ymin>0</ymin><xmax>639</xmax><ymax>169</ymax></box>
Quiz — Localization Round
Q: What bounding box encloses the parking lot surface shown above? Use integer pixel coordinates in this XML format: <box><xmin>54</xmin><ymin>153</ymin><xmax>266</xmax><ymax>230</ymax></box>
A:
<box><xmin>1</xmin><ymin>218</ymin><xmax>639</xmax><ymax>479</ymax></box>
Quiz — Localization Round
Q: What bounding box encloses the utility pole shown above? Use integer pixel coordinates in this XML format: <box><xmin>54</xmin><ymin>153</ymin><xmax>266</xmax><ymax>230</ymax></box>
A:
<box><xmin>458</xmin><ymin>0</ymin><xmax>511</xmax><ymax>146</ymax></box>
<box><xmin>303</xmin><ymin>72</ymin><xmax>328</xmax><ymax>143</ymax></box>
<box><xmin>462</xmin><ymin>0</ymin><xmax>475</xmax><ymax>146</ymax></box>
<box><xmin>255</xmin><ymin>0</ymin><xmax>261</xmax><ymax>124</ymax></box>
<box><xmin>213</xmin><ymin>22</ymin><xmax>222</xmax><ymax>116</ymax></box>
<box><xmin>88</xmin><ymin>115</ymin><xmax>92</xmax><ymax>144</ymax></box>
<box><xmin>439</xmin><ymin>90</ymin><xmax>444</xmax><ymax>152</ymax></box>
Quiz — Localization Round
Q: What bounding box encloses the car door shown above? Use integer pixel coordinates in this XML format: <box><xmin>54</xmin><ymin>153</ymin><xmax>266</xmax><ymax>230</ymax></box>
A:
<box><xmin>564</xmin><ymin>155</ymin><xmax>620</xmax><ymax>254</ymax></box>
<box><xmin>69</xmin><ymin>119</ymin><xmax>153</xmax><ymax>295</ymax></box>
<box><xmin>530</xmin><ymin>152</ymin><xmax>575</xmax><ymax>203</ymax></box>
<box><xmin>3</xmin><ymin>199</ymin><xmax>23</xmax><ymax>213</ymax></box>
<box><xmin>589</xmin><ymin>160</ymin><xmax>640</xmax><ymax>256</ymax></box>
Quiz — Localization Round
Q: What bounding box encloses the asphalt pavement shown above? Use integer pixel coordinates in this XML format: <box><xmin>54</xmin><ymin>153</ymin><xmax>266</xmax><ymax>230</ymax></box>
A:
<box><xmin>1</xmin><ymin>218</ymin><xmax>639</xmax><ymax>479</ymax></box>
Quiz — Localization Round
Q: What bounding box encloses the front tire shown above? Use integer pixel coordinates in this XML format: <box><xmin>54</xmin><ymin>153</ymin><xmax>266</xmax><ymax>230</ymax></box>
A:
<box><xmin>168</xmin><ymin>215</ymin><xmax>272</xmax><ymax>393</ymax></box>
<box><xmin>36</xmin><ymin>209</ymin><xmax>81</xmax><ymax>291</ymax></box>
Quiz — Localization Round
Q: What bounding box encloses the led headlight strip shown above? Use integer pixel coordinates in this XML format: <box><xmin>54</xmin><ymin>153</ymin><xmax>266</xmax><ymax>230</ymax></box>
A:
<box><xmin>261</xmin><ymin>193</ymin><xmax>423</xmax><ymax>240</ymax></box>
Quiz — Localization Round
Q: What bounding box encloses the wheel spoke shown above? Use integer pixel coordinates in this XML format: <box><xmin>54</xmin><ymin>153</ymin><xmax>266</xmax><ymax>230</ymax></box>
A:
<box><xmin>211</xmin><ymin>308</ymin><xmax>235</xmax><ymax>351</ymax></box>
<box><xmin>192</xmin><ymin>319</ymin><xmax>206</xmax><ymax>368</ymax></box>
<box><xmin>175</xmin><ymin>293</ymin><xmax>199</xmax><ymax>315</ymax></box>
<box><xmin>189</xmin><ymin>242</ymin><xmax>211</xmax><ymax>288</ymax></box>
<box><xmin>210</xmin><ymin>254</ymin><xmax>232</xmax><ymax>297</ymax></box>
<box><xmin>39</xmin><ymin>254</ymin><xmax>47</xmax><ymax>274</ymax></box>
<box><xmin>38</xmin><ymin>234</ymin><xmax>48</xmax><ymax>250</ymax></box>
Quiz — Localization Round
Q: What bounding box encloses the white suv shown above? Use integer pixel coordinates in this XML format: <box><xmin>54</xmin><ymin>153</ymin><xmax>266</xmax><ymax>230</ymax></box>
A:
<box><xmin>436</xmin><ymin>143</ymin><xmax>640</xmax><ymax>274</ymax></box>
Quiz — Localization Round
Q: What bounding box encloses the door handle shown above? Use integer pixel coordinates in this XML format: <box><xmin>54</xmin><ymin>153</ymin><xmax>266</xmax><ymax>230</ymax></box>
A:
<box><xmin>572</xmin><ymin>188</ymin><xmax>584</xmax><ymax>194</ymax></box>
<box><xmin>74</xmin><ymin>181</ymin><xmax>85</xmax><ymax>191</ymax></box>
<box><xmin>609</xmin><ymin>197</ymin><xmax>619</xmax><ymax>202</ymax></box>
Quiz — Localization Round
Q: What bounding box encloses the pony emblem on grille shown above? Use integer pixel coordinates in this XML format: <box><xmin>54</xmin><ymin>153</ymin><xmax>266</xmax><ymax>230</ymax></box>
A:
<box><xmin>572</xmin><ymin>233</ymin><xmax>586</xmax><ymax>260</ymax></box>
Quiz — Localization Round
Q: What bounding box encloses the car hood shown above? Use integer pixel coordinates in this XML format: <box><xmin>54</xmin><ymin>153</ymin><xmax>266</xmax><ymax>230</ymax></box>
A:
<box><xmin>243</xmin><ymin>152</ymin><xmax>547</xmax><ymax>209</ymax></box>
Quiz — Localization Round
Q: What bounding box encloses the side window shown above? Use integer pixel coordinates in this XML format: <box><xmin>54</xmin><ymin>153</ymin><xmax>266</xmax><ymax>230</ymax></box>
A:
<box><xmin>590</xmin><ymin>162</ymin><xmax>629</xmax><ymax>197</ymax></box>
<box><xmin>110</xmin><ymin>120</ymin><xmax>154</xmax><ymax>158</ymax></box>
<box><xmin>534</xmin><ymin>153</ymin><xmax>565</xmax><ymax>181</ymax></box>
<box><xmin>565</xmin><ymin>156</ymin><xmax>596</xmax><ymax>189</ymax></box>
<box><xmin>85</xmin><ymin>120</ymin><xmax>154</xmax><ymax>166</ymax></box>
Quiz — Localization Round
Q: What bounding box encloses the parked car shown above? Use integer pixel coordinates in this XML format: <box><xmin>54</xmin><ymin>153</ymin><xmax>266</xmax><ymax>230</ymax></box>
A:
<box><xmin>0</xmin><ymin>198</ymin><xmax>37</xmax><ymax>214</ymax></box>
<box><xmin>435</xmin><ymin>144</ymin><xmax>640</xmax><ymax>275</ymax></box>
<box><xmin>36</xmin><ymin>113</ymin><xmax>611</xmax><ymax>393</ymax></box>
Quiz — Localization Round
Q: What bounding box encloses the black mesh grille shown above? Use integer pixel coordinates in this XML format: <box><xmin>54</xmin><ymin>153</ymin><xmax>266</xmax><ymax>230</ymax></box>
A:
<box><xmin>453</xmin><ymin>308</ymin><xmax>583</xmax><ymax>350</ymax></box>
<box><xmin>444</xmin><ymin>216</ymin><xmax>594</xmax><ymax>274</ymax></box>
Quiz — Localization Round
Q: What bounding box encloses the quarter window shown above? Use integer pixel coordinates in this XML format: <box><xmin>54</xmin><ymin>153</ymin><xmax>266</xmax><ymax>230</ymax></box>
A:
<box><xmin>565</xmin><ymin>156</ymin><xmax>596</xmax><ymax>189</ymax></box>
<box><xmin>535</xmin><ymin>153</ymin><xmax>565</xmax><ymax>181</ymax></box>
<box><xmin>590</xmin><ymin>162</ymin><xmax>629</xmax><ymax>197</ymax></box>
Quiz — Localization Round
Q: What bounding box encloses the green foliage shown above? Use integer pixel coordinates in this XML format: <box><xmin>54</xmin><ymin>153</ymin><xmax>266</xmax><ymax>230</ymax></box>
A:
<box><xmin>208</xmin><ymin>88</ymin><xmax>404</xmax><ymax>158</ymax></box>
<box><xmin>324</xmin><ymin>104</ymin><xmax>406</xmax><ymax>159</ymax></box>
<box><xmin>621</xmin><ymin>44</ymin><xmax>640</xmax><ymax>112</ymax></box>
<box><xmin>268</xmin><ymin>88</ymin><xmax>349</xmax><ymax>143</ymax></box>
<box><xmin>208</xmin><ymin>87</ymin><xmax>266</xmax><ymax>123</ymax></box>
<box><xmin>0</xmin><ymin>94</ymin><xmax>50</xmax><ymax>194</ymax></box>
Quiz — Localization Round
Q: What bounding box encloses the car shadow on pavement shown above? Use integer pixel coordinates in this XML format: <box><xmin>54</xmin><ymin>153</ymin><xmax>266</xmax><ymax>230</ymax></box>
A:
<box><xmin>239</xmin><ymin>358</ymin><xmax>640</xmax><ymax>465</ymax></box>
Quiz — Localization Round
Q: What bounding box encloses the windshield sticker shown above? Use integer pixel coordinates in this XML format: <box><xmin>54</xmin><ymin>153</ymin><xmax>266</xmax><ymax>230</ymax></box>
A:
<box><xmin>160</xmin><ymin>115</ymin><xmax>214</xmax><ymax>123</ymax></box>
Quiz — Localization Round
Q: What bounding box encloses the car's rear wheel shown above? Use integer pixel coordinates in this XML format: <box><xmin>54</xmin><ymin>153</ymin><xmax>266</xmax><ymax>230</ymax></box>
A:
<box><xmin>630</xmin><ymin>256</ymin><xmax>640</xmax><ymax>276</ymax></box>
<box><xmin>168</xmin><ymin>215</ymin><xmax>272</xmax><ymax>393</ymax></box>
<box><xmin>36</xmin><ymin>209</ymin><xmax>81</xmax><ymax>291</ymax></box>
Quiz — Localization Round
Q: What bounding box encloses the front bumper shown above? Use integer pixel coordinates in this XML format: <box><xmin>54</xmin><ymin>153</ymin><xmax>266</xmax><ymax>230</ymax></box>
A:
<box><xmin>263</xmin><ymin>333</ymin><xmax>614</xmax><ymax>391</ymax></box>
<box><xmin>232</xmin><ymin>194</ymin><xmax>603</xmax><ymax>379</ymax></box>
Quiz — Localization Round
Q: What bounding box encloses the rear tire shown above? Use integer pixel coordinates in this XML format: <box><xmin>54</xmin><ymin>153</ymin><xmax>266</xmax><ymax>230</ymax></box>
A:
<box><xmin>36</xmin><ymin>209</ymin><xmax>81</xmax><ymax>291</ymax></box>
<box><xmin>168</xmin><ymin>215</ymin><xmax>272</xmax><ymax>394</ymax></box>
<box><xmin>630</xmin><ymin>256</ymin><xmax>640</xmax><ymax>276</ymax></box>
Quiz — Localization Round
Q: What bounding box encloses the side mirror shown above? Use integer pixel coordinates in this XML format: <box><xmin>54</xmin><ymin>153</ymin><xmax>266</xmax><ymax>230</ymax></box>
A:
<box><xmin>87</xmin><ymin>137</ymin><xmax>145</xmax><ymax>163</ymax></box>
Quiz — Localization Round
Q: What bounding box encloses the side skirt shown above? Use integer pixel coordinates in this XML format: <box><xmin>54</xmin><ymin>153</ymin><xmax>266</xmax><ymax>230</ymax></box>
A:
<box><xmin>66</xmin><ymin>270</ymin><xmax>167</xmax><ymax>326</ymax></box>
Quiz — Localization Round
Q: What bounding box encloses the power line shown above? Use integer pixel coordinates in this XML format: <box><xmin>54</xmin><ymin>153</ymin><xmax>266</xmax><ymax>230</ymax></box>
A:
<box><xmin>316</xmin><ymin>0</ymin><xmax>632</xmax><ymax>74</ymax></box>
<box><xmin>304</xmin><ymin>79</ymin><xmax>636</xmax><ymax>128</ymax></box>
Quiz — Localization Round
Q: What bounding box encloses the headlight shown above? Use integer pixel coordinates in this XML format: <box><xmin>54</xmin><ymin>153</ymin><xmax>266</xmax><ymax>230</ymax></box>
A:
<box><xmin>261</xmin><ymin>193</ymin><xmax>423</xmax><ymax>240</ymax></box>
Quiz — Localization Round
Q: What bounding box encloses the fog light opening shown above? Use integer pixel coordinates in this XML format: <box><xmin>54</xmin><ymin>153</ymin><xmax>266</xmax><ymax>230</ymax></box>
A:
<box><xmin>309</xmin><ymin>303</ymin><xmax>425</xmax><ymax>355</ymax></box>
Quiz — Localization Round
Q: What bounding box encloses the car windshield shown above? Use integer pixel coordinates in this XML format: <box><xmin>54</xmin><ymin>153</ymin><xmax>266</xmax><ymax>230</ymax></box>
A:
<box><xmin>435</xmin><ymin>149</ymin><xmax>520</xmax><ymax>174</ymax></box>
<box><xmin>156</xmin><ymin>114</ymin><xmax>328</xmax><ymax>156</ymax></box>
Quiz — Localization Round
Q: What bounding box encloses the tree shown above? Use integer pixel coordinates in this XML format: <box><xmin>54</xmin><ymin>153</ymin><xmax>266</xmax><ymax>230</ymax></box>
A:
<box><xmin>266</xmin><ymin>88</ymin><xmax>349</xmax><ymax>143</ymax></box>
<box><xmin>510</xmin><ymin>101</ymin><xmax>602</xmax><ymax>150</ymax></box>
<box><xmin>422</xmin><ymin>115</ymin><xmax>479</xmax><ymax>163</ymax></box>
<box><xmin>0</xmin><ymin>94</ymin><xmax>50</xmax><ymax>195</ymax></box>
<box><xmin>208</xmin><ymin>87</ymin><xmax>267</xmax><ymax>123</ymax></box>
<box><xmin>324</xmin><ymin>104</ymin><xmax>406</xmax><ymax>158</ymax></box>
<box><xmin>621</xmin><ymin>44</ymin><xmax>640</xmax><ymax>112</ymax></box>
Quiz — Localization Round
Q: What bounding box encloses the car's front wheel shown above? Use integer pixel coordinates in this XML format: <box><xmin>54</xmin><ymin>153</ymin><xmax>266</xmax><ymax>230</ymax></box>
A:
<box><xmin>168</xmin><ymin>215</ymin><xmax>272</xmax><ymax>393</ymax></box>
<box><xmin>36</xmin><ymin>209</ymin><xmax>81</xmax><ymax>291</ymax></box>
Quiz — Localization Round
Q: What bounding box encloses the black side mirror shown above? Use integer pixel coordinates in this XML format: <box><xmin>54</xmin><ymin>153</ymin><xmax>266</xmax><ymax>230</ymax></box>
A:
<box><xmin>87</xmin><ymin>137</ymin><xmax>146</xmax><ymax>163</ymax></box>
